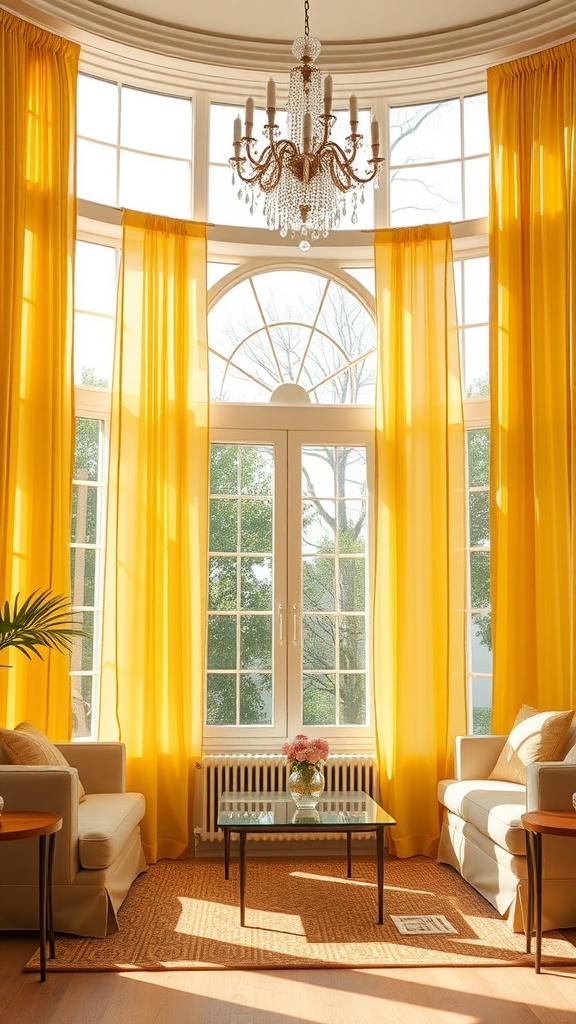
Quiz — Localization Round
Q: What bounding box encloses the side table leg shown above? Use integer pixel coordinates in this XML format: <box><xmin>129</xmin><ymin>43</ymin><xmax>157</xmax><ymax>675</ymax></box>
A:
<box><xmin>239</xmin><ymin>832</ymin><xmax>247</xmax><ymax>927</ymax></box>
<box><xmin>47</xmin><ymin>832</ymin><xmax>57</xmax><ymax>959</ymax></box>
<box><xmin>38</xmin><ymin>834</ymin><xmax>48</xmax><ymax>982</ymax></box>
<box><xmin>525</xmin><ymin>830</ymin><xmax>534</xmax><ymax>953</ymax></box>
<box><xmin>534</xmin><ymin>832</ymin><xmax>543</xmax><ymax>974</ymax></box>
<box><xmin>376</xmin><ymin>826</ymin><xmax>384</xmax><ymax>925</ymax></box>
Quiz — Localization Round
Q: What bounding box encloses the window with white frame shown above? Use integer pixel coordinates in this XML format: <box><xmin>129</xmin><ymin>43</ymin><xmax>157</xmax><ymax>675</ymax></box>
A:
<box><xmin>77</xmin><ymin>74</ymin><xmax>193</xmax><ymax>218</ymax></box>
<box><xmin>72</xmin><ymin>71</ymin><xmax>492</xmax><ymax>744</ymax></box>
<box><xmin>389</xmin><ymin>94</ymin><xmax>489</xmax><ymax>225</ymax></box>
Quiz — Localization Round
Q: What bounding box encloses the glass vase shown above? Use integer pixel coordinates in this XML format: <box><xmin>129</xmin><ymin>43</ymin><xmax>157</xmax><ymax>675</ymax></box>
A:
<box><xmin>288</xmin><ymin>762</ymin><xmax>325</xmax><ymax>808</ymax></box>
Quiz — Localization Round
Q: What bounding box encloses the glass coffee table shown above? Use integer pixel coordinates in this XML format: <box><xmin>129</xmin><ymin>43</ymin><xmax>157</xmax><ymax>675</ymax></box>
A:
<box><xmin>218</xmin><ymin>790</ymin><xmax>396</xmax><ymax>926</ymax></box>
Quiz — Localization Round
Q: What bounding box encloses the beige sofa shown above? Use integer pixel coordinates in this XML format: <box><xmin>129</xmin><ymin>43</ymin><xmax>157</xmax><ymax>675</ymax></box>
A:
<box><xmin>0</xmin><ymin>742</ymin><xmax>146</xmax><ymax>937</ymax></box>
<box><xmin>437</xmin><ymin>732</ymin><xmax>576</xmax><ymax>933</ymax></box>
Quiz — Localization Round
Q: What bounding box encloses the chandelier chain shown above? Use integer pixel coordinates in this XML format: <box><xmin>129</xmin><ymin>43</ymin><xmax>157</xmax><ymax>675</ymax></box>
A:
<box><xmin>304</xmin><ymin>0</ymin><xmax>310</xmax><ymax>38</ymax></box>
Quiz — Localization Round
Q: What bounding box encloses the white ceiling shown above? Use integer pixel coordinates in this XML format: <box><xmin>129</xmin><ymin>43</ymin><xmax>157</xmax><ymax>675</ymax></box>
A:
<box><xmin>4</xmin><ymin>0</ymin><xmax>576</xmax><ymax>94</ymax></box>
<box><xmin>93</xmin><ymin>0</ymin><xmax>543</xmax><ymax>44</ymax></box>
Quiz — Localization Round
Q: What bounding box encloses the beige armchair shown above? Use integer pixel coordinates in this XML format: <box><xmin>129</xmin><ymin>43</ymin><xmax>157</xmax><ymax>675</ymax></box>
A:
<box><xmin>438</xmin><ymin>734</ymin><xmax>576</xmax><ymax>932</ymax></box>
<box><xmin>0</xmin><ymin>742</ymin><xmax>146</xmax><ymax>937</ymax></box>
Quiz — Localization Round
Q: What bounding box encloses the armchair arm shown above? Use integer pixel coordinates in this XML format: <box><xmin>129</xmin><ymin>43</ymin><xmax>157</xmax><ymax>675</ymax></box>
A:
<box><xmin>0</xmin><ymin>765</ymin><xmax>79</xmax><ymax>882</ymax></box>
<box><xmin>454</xmin><ymin>735</ymin><xmax>507</xmax><ymax>780</ymax></box>
<box><xmin>526</xmin><ymin>761</ymin><xmax>576</xmax><ymax>811</ymax></box>
<box><xmin>56</xmin><ymin>742</ymin><xmax>126</xmax><ymax>794</ymax></box>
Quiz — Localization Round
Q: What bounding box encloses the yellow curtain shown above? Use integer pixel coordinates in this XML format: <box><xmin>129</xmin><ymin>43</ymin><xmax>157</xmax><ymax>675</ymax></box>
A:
<box><xmin>373</xmin><ymin>224</ymin><xmax>467</xmax><ymax>858</ymax></box>
<box><xmin>0</xmin><ymin>12</ymin><xmax>78</xmax><ymax>737</ymax></box>
<box><xmin>487</xmin><ymin>41</ymin><xmax>576</xmax><ymax>730</ymax></box>
<box><xmin>100</xmin><ymin>210</ymin><xmax>209</xmax><ymax>863</ymax></box>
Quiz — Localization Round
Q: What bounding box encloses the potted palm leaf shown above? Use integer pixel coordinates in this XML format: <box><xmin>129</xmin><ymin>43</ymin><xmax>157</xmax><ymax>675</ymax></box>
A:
<box><xmin>0</xmin><ymin>589</ymin><xmax>86</xmax><ymax>666</ymax></box>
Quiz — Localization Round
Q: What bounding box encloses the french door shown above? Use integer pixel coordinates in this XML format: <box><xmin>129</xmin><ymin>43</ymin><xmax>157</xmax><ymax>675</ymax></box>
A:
<box><xmin>205</xmin><ymin>426</ymin><xmax>373</xmax><ymax>749</ymax></box>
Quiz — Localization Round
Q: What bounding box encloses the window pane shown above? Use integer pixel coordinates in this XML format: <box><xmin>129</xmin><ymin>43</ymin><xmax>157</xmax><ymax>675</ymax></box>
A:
<box><xmin>207</xmin><ymin>615</ymin><xmax>237</xmax><ymax>669</ymax></box>
<box><xmin>339</xmin><ymin>558</ymin><xmax>365</xmax><ymax>611</ymax></box>
<box><xmin>463</xmin><ymin>257</ymin><xmax>490</xmax><ymax>325</ymax></box>
<box><xmin>119</xmin><ymin>151</ymin><xmax>191</xmax><ymax>217</ymax></box>
<box><xmin>240</xmin><ymin>615</ymin><xmax>272</xmax><ymax>670</ymax></box>
<box><xmin>75</xmin><ymin>242</ymin><xmax>117</xmax><ymax>314</ymax></box>
<box><xmin>208</xmin><ymin>556</ymin><xmax>237</xmax><ymax>611</ymax></box>
<box><xmin>472</xmin><ymin>678</ymin><xmax>492</xmax><ymax>734</ymax></box>
<box><xmin>469</xmin><ymin>491</ymin><xmax>490</xmax><ymax>547</ymax></box>
<box><xmin>71</xmin><ymin>485</ymin><xmax>99</xmax><ymax>544</ymax></box>
<box><xmin>209</xmin><ymin>498</ymin><xmax>238</xmax><ymax>552</ymax></box>
<box><xmin>71</xmin><ymin>673</ymin><xmax>95</xmax><ymax>738</ymax></box>
<box><xmin>467</xmin><ymin>429</ymin><xmax>490</xmax><ymax>488</ymax></box>
<box><xmin>464</xmin><ymin>155</ymin><xmax>489</xmax><ymax>219</ymax></box>
<box><xmin>470</xmin><ymin>551</ymin><xmax>490</xmax><ymax>609</ymax></box>
<box><xmin>463</xmin><ymin>94</ymin><xmax>489</xmax><ymax>157</ymax></box>
<box><xmin>77</xmin><ymin>139</ymin><xmax>117</xmax><ymax>205</ymax></box>
<box><xmin>74</xmin><ymin>314</ymin><xmax>114</xmax><ymax>388</ymax></box>
<box><xmin>240</xmin><ymin>446</ymin><xmax>273</xmax><ymax>495</ymax></box>
<box><xmin>240</xmin><ymin>674</ymin><xmax>272</xmax><ymax>725</ymax></box>
<box><xmin>463</xmin><ymin>326</ymin><xmax>489</xmax><ymax>397</ymax></box>
<box><xmin>78</xmin><ymin>75</ymin><xmax>118</xmax><ymax>144</ymax></box>
<box><xmin>390</xmin><ymin>162</ymin><xmax>462</xmax><ymax>225</ymax></box>
<box><xmin>471</xmin><ymin>612</ymin><xmax>492</xmax><ymax>670</ymax></box>
<box><xmin>121</xmin><ymin>87</ymin><xmax>192</xmax><ymax>159</ymax></box>
<box><xmin>303</xmin><ymin>557</ymin><xmax>335</xmax><ymax>611</ymax></box>
<box><xmin>74</xmin><ymin>418</ymin><xmax>103</xmax><ymax>482</ymax></box>
<box><xmin>210</xmin><ymin>445</ymin><xmax>239</xmax><ymax>494</ymax></box>
<box><xmin>70</xmin><ymin>546</ymin><xmax>96</xmax><ymax>606</ymax></box>
<box><xmin>240</xmin><ymin>557</ymin><xmax>272</xmax><ymax>610</ymax></box>
<box><xmin>340</xmin><ymin>674</ymin><xmax>366</xmax><ymax>725</ymax></box>
<box><xmin>207</xmin><ymin>674</ymin><xmax>237</xmax><ymax>724</ymax></box>
<box><xmin>303</xmin><ymin>615</ymin><xmax>336</xmax><ymax>670</ymax></box>
<box><xmin>390</xmin><ymin>99</ymin><xmax>461</xmax><ymax>164</ymax></box>
<box><xmin>240</xmin><ymin>499</ymin><xmax>273</xmax><ymax>552</ymax></box>
<box><xmin>303</xmin><ymin>673</ymin><xmax>336</xmax><ymax>726</ymax></box>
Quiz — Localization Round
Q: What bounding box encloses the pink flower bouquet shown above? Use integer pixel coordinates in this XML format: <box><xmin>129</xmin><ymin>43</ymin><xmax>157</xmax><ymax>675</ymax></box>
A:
<box><xmin>281</xmin><ymin>733</ymin><xmax>329</xmax><ymax>769</ymax></box>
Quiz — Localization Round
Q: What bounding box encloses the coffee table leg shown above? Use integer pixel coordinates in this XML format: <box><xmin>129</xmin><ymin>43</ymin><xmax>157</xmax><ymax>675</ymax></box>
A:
<box><xmin>347</xmin><ymin>832</ymin><xmax>352</xmax><ymax>878</ymax></box>
<box><xmin>376</xmin><ymin>826</ymin><xmax>384</xmax><ymax>924</ymax></box>
<box><xmin>534</xmin><ymin>832</ymin><xmax>543</xmax><ymax>973</ymax></box>
<box><xmin>525</xmin><ymin>830</ymin><xmax>534</xmax><ymax>953</ymax></box>
<box><xmin>224</xmin><ymin>829</ymin><xmax>230</xmax><ymax>880</ymax></box>
<box><xmin>38</xmin><ymin>834</ymin><xmax>48</xmax><ymax>982</ymax></box>
<box><xmin>239</xmin><ymin>831</ymin><xmax>247</xmax><ymax>927</ymax></box>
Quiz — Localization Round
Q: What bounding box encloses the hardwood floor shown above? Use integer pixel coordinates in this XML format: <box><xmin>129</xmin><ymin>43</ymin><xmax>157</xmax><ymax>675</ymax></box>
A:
<box><xmin>2</xmin><ymin>931</ymin><xmax>576</xmax><ymax>1024</ymax></box>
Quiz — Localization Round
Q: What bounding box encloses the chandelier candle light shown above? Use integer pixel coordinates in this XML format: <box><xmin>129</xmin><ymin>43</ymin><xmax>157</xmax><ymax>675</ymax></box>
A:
<box><xmin>282</xmin><ymin>733</ymin><xmax>330</xmax><ymax>808</ymax></box>
<box><xmin>230</xmin><ymin>0</ymin><xmax>383</xmax><ymax>248</ymax></box>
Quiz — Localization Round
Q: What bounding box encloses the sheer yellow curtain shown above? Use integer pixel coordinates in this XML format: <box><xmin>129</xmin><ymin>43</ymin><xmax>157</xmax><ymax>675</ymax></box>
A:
<box><xmin>0</xmin><ymin>12</ymin><xmax>78</xmax><ymax>736</ymax></box>
<box><xmin>487</xmin><ymin>41</ymin><xmax>576</xmax><ymax>729</ymax></box>
<box><xmin>373</xmin><ymin>224</ymin><xmax>466</xmax><ymax>858</ymax></box>
<box><xmin>100</xmin><ymin>211</ymin><xmax>208</xmax><ymax>863</ymax></box>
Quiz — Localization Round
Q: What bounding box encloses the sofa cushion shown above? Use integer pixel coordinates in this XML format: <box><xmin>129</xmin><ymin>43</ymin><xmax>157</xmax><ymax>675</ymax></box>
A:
<box><xmin>487</xmin><ymin>704</ymin><xmax>574</xmax><ymax>785</ymax></box>
<box><xmin>437</xmin><ymin>778</ymin><xmax>527</xmax><ymax>856</ymax></box>
<box><xmin>0</xmin><ymin>722</ymin><xmax>86</xmax><ymax>801</ymax></box>
<box><xmin>77</xmin><ymin>792</ymin><xmax>146</xmax><ymax>870</ymax></box>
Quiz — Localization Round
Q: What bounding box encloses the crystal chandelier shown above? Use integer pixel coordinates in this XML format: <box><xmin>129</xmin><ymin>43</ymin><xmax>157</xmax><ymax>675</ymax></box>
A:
<box><xmin>229</xmin><ymin>0</ymin><xmax>384</xmax><ymax>248</ymax></box>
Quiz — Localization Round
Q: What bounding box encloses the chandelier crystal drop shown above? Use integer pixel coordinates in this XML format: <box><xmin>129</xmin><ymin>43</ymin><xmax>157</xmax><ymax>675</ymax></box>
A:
<box><xmin>229</xmin><ymin>0</ymin><xmax>384</xmax><ymax>245</ymax></box>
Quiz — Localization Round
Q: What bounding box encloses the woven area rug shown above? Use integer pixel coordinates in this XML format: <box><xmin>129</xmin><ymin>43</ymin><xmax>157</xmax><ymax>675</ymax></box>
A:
<box><xmin>26</xmin><ymin>856</ymin><xmax>576</xmax><ymax>972</ymax></box>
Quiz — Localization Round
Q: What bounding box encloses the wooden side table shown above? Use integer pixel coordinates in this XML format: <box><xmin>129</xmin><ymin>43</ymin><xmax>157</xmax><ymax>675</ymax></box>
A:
<box><xmin>0</xmin><ymin>811</ymin><xmax>62</xmax><ymax>982</ymax></box>
<box><xmin>521</xmin><ymin>809</ymin><xmax>576</xmax><ymax>973</ymax></box>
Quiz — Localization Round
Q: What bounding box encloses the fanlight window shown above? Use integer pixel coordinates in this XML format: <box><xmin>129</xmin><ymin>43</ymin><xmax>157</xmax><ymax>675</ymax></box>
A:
<box><xmin>208</xmin><ymin>269</ymin><xmax>376</xmax><ymax>404</ymax></box>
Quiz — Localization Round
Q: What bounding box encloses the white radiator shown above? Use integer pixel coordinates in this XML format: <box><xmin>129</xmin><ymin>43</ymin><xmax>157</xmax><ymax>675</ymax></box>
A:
<box><xmin>198</xmin><ymin>753</ymin><xmax>378</xmax><ymax>842</ymax></box>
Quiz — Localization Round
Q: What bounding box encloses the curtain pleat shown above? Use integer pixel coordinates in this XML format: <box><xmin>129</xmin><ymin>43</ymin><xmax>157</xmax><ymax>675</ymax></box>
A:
<box><xmin>373</xmin><ymin>224</ymin><xmax>467</xmax><ymax>857</ymax></box>
<box><xmin>487</xmin><ymin>40</ymin><xmax>576</xmax><ymax>728</ymax></box>
<box><xmin>0</xmin><ymin>11</ymin><xmax>78</xmax><ymax>736</ymax></box>
<box><xmin>100</xmin><ymin>210</ymin><xmax>209</xmax><ymax>863</ymax></box>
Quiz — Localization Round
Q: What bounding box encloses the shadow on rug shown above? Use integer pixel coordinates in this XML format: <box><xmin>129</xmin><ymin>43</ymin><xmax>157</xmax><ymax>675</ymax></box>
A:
<box><xmin>26</xmin><ymin>856</ymin><xmax>576</xmax><ymax>972</ymax></box>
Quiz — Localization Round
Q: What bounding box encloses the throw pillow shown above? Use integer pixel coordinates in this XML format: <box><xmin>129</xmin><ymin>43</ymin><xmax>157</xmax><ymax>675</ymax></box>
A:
<box><xmin>488</xmin><ymin>704</ymin><xmax>575</xmax><ymax>785</ymax></box>
<box><xmin>0</xmin><ymin>722</ymin><xmax>86</xmax><ymax>801</ymax></box>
